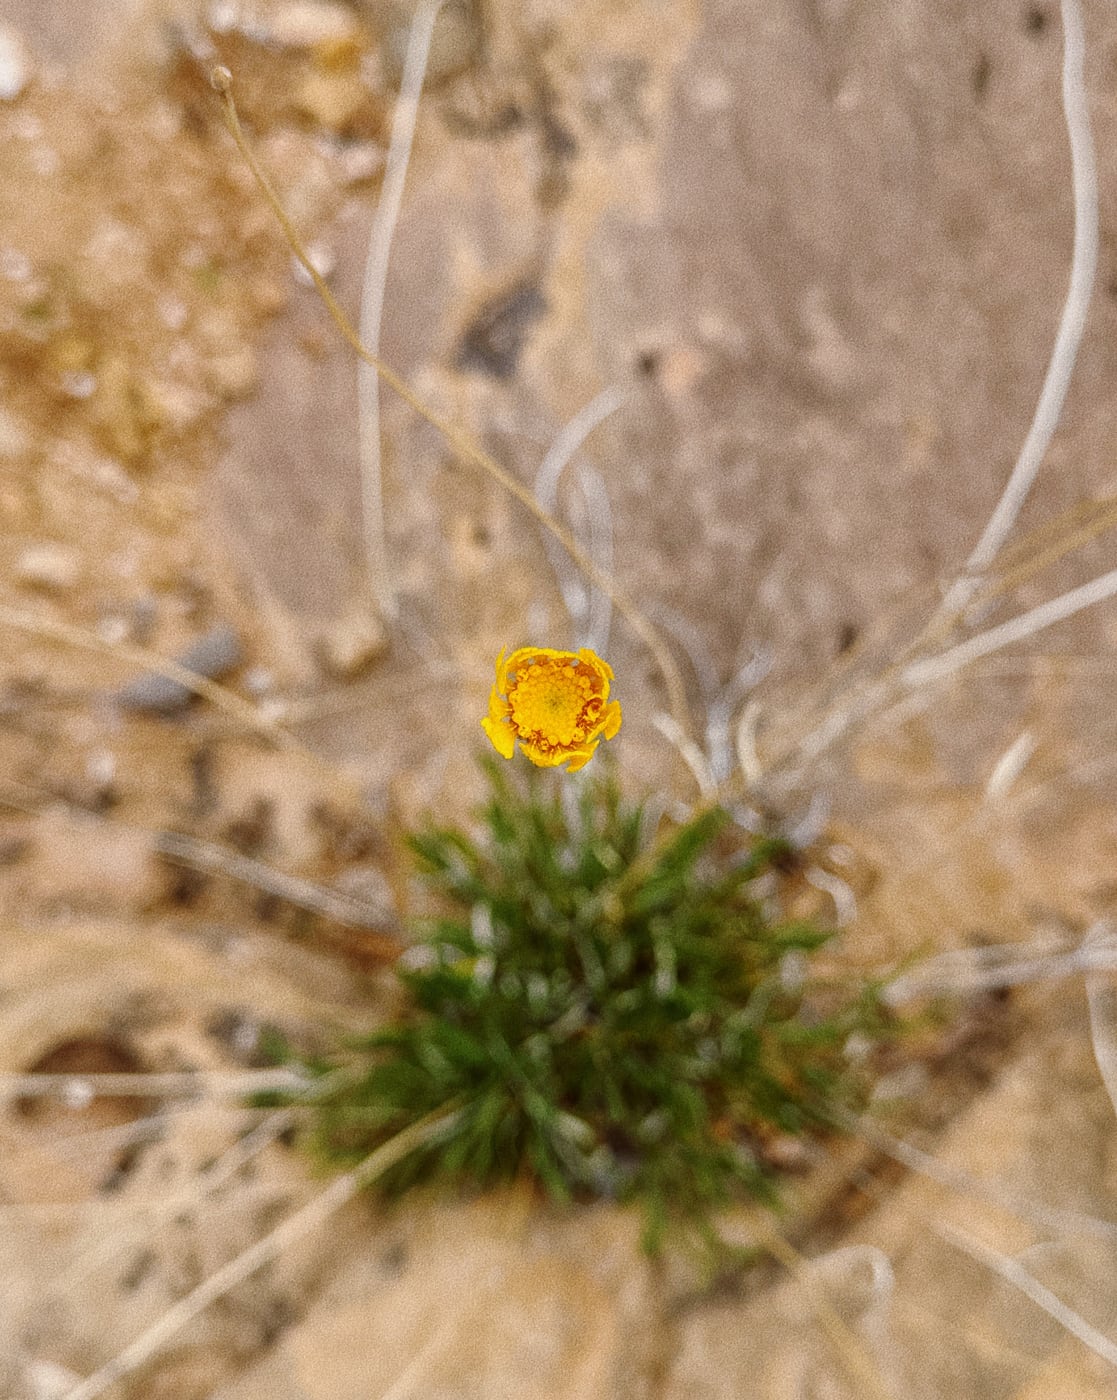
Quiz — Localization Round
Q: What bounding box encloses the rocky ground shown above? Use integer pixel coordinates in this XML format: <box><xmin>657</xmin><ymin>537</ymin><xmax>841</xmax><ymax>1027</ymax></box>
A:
<box><xmin>2</xmin><ymin>1</ymin><xmax>1117</xmax><ymax>1396</ymax></box>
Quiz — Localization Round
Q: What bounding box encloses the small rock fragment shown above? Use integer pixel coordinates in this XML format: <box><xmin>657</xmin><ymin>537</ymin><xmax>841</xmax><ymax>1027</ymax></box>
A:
<box><xmin>457</xmin><ymin>278</ymin><xmax>547</xmax><ymax>380</ymax></box>
<box><xmin>317</xmin><ymin>607</ymin><xmax>387</xmax><ymax>679</ymax></box>
<box><xmin>115</xmin><ymin>622</ymin><xmax>243</xmax><ymax>714</ymax></box>
<box><xmin>295</xmin><ymin>69</ymin><xmax>369</xmax><ymax>132</ymax></box>
<box><xmin>243</xmin><ymin>665</ymin><xmax>276</xmax><ymax>697</ymax></box>
<box><xmin>268</xmin><ymin>1</ymin><xmax>363</xmax><ymax>56</ymax></box>
<box><xmin>204</xmin><ymin>345</ymin><xmax>258</xmax><ymax>400</ymax></box>
<box><xmin>144</xmin><ymin>378</ymin><xmax>213</xmax><ymax>432</ymax></box>
<box><xmin>21</xmin><ymin>1360</ymin><xmax>84</xmax><ymax>1400</ymax></box>
<box><xmin>0</xmin><ymin>408</ymin><xmax>31</xmax><ymax>459</ymax></box>
<box><xmin>292</xmin><ymin>240</ymin><xmax>336</xmax><ymax>286</ymax></box>
<box><xmin>337</xmin><ymin>141</ymin><xmax>385</xmax><ymax>186</ymax></box>
<box><xmin>15</xmin><ymin>543</ymin><xmax>82</xmax><ymax>591</ymax></box>
<box><xmin>0</xmin><ymin>26</ymin><xmax>29</xmax><ymax>102</ymax></box>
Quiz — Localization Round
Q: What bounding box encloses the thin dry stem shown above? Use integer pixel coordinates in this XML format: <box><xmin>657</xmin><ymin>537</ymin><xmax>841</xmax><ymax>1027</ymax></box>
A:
<box><xmin>212</xmin><ymin>74</ymin><xmax>694</xmax><ymax>741</ymax></box>
<box><xmin>747</xmin><ymin>1209</ymin><xmax>899</xmax><ymax>1400</ymax></box>
<box><xmin>979</xmin><ymin>495</ymin><xmax>1117</xmax><ymax>609</ymax></box>
<box><xmin>882</xmin><ymin>936</ymin><xmax>1117</xmax><ymax>1006</ymax></box>
<box><xmin>154</xmin><ymin>829</ymin><xmax>400</xmax><ymax>946</ymax></box>
<box><xmin>59</xmin><ymin>1106</ymin><xmax>460</xmax><ymax>1400</ymax></box>
<box><xmin>53</xmin><ymin>1109</ymin><xmax>297</xmax><ymax>1294</ymax></box>
<box><xmin>984</xmin><ymin>729</ymin><xmax>1037</xmax><ymax>802</ymax></box>
<box><xmin>0</xmin><ymin>603</ymin><xmax>299</xmax><ymax>750</ymax></box>
<box><xmin>535</xmin><ymin>386</ymin><xmax>625</xmax><ymax>650</ymax></box>
<box><xmin>935</xmin><ymin>1219</ymin><xmax>1117</xmax><ymax>1370</ymax></box>
<box><xmin>779</xmin><ymin>557</ymin><xmax>1117</xmax><ymax>786</ymax></box>
<box><xmin>900</xmin><ymin>565</ymin><xmax>1117</xmax><ymax>693</ymax></box>
<box><xmin>356</xmin><ymin>0</ymin><xmax>446</xmax><ymax>622</ymax></box>
<box><xmin>651</xmin><ymin>712</ymin><xmax>716</xmax><ymax>801</ymax></box>
<box><xmin>776</xmin><ymin>493</ymin><xmax>1117</xmax><ymax>784</ymax></box>
<box><xmin>847</xmin><ymin>1113</ymin><xmax>1117</xmax><ymax>1242</ymax></box>
<box><xmin>0</xmin><ymin>1068</ymin><xmax>311</xmax><ymax>1102</ymax></box>
<box><xmin>578</xmin><ymin>462</ymin><xmax>616</xmax><ymax>654</ymax></box>
<box><xmin>939</xmin><ymin>0</ymin><xmax>1097</xmax><ymax>616</ymax></box>
<box><xmin>760</xmin><ymin>0</ymin><xmax>1099</xmax><ymax>788</ymax></box>
<box><xmin>4</xmin><ymin>777</ymin><xmax>398</xmax><ymax>943</ymax></box>
<box><xmin>1082</xmin><ymin>922</ymin><xmax>1117</xmax><ymax>1122</ymax></box>
<box><xmin>804</xmin><ymin>865</ymin><xmax>858</xmax><ymax>924</ymax></box>
<box><xmin>812</xmin><ymin>1246</ymin><xmax>904</xmax><ymax>1394</ymax></box>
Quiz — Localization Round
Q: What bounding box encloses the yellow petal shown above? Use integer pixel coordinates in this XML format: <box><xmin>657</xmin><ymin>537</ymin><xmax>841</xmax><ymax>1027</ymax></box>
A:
<box><xmin>519</xmin><ymin>739</ymin><xmax>568</xmax><ymax>768</ymax></box>
<box><xmin>579</xmin><ymin>648</ymin><xmax>613</xmax><ymax>682</ymax></box>
<box><xmin>481</xmin><ymin>714</ymin><xmax>515</xmax><ymax>759</ymax></box>
<box><xmin>506</xmin><ymin>645</ymin><xmax>560</xmax><ymax>672</ymax></box>
<box><xmin>601</xmin><ymin>701</ymin><xmax>622</xmax><ymax>740</ymax></box>
<box><xmin>488</xmin><ymin>686</ymin><xmax>511</xmax><ymax>725</ymax></box>
<box><xmin>563</xmin><ymin>744</ymin><xmax>597</xmax><ymax>772</ymax></box>
<box><xmin>494</xmin><ymin>648</ymin><xmax>510</xmax><ymax>694</ymax></box>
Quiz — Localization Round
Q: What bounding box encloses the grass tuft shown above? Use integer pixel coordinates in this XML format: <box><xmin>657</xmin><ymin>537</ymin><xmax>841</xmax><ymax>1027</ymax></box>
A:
<box><xmin>268</xmin><ymin>760</ymin><xmax>893</xmax><ymax>1253</ymax></box>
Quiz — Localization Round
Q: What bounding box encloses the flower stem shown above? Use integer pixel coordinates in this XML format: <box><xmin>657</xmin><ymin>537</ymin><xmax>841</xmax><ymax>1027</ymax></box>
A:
<box><xmin>212</xmin><ymin>72</ymin><xmax>694</xmax><ymax>744</ymax></box>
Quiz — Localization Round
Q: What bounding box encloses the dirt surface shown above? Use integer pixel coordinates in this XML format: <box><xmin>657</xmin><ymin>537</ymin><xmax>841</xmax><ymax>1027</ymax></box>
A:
<box><xmin>3</xmin><ymin>1</ymin><xmax>1117</xmax><ymax>1397</ymax></box>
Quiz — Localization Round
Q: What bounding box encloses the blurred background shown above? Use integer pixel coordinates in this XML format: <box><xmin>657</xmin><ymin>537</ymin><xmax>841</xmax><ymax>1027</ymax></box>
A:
<box><xmin>1</xmin><ymin>1</ymin><xmax>1117</xmax><ymax>1396</ymax></box>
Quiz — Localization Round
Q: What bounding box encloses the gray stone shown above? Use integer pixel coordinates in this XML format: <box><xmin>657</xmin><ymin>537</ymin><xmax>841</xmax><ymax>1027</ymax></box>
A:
<box><xmin>114</xmin><ymin>622</ymin><xmax>244</xmax><ymax>714</ymax></box>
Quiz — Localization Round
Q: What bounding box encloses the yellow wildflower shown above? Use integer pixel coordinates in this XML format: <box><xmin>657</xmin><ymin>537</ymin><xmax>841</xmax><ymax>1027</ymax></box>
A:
<box><xmin>482</xmin><ymin>645</ymin><xmax>622</xmax><ymax>772</ymax></box>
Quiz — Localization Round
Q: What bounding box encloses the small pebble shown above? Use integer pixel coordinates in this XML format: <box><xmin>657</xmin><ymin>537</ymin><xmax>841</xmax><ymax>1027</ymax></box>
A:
<box><xmin>317</xmin><ymin>608</ymin><xmax>387</xmax><ymax>679</ymax></box>
<box><xmin>268</xmin><ymin>1</ymin><xmax>362</xmax><ymax>57</ymax></box>
<box><xmin>96</xmin><ymin>614</ymin><xmax>131</xmax><ymax>645</ymax></box>
<box><xmin>292</xmin><ymin>240</ymin><xmax>336</xmax><ymax>286</ymax></box>
<box><xmin>207</xmin><ymin>1</ymin><xmax>240</xmax><ymax>34</ymax></box>
<box><xmin>10</xmin><ymin>110</ymin><xmax>39</xmax><ymax>139</ymax></box>
<box><xmin>205</xmin><ymin>345</ymin><xmax>258</xmax><ymax>400</ymax></box>
<box><xmin>158</xmin><ymin>295</ymin><xmax>189</xmax><ymax>331</ymax></box>
<box><xmin>0</xmin><ymin>25</ymin><xmax>29</xmax><ymax>102</ymax></box>
<box><xmin>295</xmin><ymin>69</ymin><xmax>369</xmax><ymax>132</ymax></box>
<box><xmin>243</xmin><ymin>665</ymin><xmax>276</xmax><ymax>697</ymax></box>
<box><xmin>24</xmin><ymin>1360</ymin><xmax>85</xmax><ymax>1399</ymax></box>
<box><xmin>337</xmin><ymin>141</ymin><xmax>384</xmax><ymax>186</ymax></box>
<box><xmin>0</xmin><ymin>247</ymin><xmax>31</xmax><ymax>280</ymax></box>
<box><xmin>15</xmin><ymin>543</ymin><xmax>82</xmax><ymax>591</ymax></box>
<box><xmin>59</xmin><ymin>370</ymin><xmax>97</xmax><ymax>400</ymax></box>
<box><xmin>114</xmin><ymin>622</ymin><xmax>243</xmax><ymax>714</ymax></box>
<box><xmin>0</xmin><ymin>408</ymin><xmax>31</xmax><ymax>458</ymax></box>
<box><xmin>86</xmin><ymin>749</ymin><xmax>117</xmax><ymax>788</ymax></box>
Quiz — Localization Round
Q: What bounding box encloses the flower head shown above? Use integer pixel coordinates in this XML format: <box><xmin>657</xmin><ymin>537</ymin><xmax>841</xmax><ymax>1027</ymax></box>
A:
<box><xmin>482</xmin><ymin>646</ymin><xmax>622</xmax><ymax>772</ymax></box>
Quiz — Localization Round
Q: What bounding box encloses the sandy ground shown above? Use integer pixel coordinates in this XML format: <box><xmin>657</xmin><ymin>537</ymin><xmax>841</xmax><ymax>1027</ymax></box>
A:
<box><xmin>3</xmin><ymin>0</ymin><xmax>1117</xmax><ymax>1396</ymax></box>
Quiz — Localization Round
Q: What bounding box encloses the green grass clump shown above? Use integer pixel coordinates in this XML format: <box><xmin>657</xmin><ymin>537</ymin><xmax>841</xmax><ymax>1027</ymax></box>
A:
<box><xmin>292</xmin><ymin>759</ymin><xmax>890</xmax><ymax>1251</ymax></box>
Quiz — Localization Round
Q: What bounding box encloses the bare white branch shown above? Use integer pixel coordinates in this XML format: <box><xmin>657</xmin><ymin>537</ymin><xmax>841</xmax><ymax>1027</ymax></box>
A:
<box><xmin>535</xmin><ymin>386</ymin><xmax>625</xmax><ymax>648</ymax></box>
<box><xmin>936</xmin><ymin>1219</ymin><xmax>1117</xmax><ymax>1370</ymax></box>
<box><xmin>771</xmin><ymin>0</ymin><xmax>1100</xmax><ymax>786</ymax></box>
<box><xmin>944</xmin><ymin>0</ymin><xmax>1097</xmax><ymax>610</ymax></box>
<box><xmin>0</xmin><ymin>1068</ymin><xmax>311</xmax><ymax>1102</ymax></box>
<box><xmin>848</xmin><ymin>1113</ymin><xmax>1117</xmax><ymax>1242</ymax></box>
<box><xmin>984</xmin><ymin>729</ymin><xmax>1037</xmax><ymax>803</ymax></box>
<box><xmin>652</xmin><ymin>711</ymin><xmax>717</xmax><ymax>800</ymax></box>
<box><xmin>1083</xmin><ymin>921</ymin><xmax>1117</xmax><ymax>1122</ymax></box>
<box><xmin>357</xmin><ymin>0</ymin><xmax>447</xmax><ymax>622</ymax></box>
<box><xmin>901</xmin><ymin>566</ymin><xmax>1117</xmax><ymax>693</ymax></box>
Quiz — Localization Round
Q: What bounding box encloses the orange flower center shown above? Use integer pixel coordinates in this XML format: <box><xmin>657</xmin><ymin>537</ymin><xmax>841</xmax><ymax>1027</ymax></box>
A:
<box><xmin>507</xmin><ymin>657</ymin><xmax>602</xmax><ymax>751</ymax></box>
